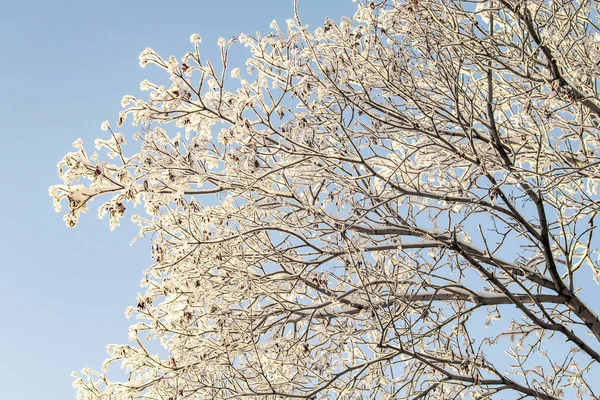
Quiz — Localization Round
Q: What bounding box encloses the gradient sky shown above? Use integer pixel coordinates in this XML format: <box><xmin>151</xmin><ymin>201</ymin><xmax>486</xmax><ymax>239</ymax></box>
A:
<box><xmin>0</xmin><ymin>1</ymin><xmax>356</xmax><ymax>399</ymax></box>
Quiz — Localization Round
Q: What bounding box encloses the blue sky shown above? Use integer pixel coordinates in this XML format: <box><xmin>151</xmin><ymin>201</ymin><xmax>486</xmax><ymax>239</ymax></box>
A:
<box><xmin>0</xmin><ymin>1</ymin><xmax>356</xmax><ymax>399</ymax></box>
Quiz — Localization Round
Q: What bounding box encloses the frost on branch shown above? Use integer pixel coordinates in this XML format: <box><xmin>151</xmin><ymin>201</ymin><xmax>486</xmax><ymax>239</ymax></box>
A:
<box><xmin>54</xmin><ymin>0</ymin><xmax>600</xmax><ymax>399</ymax></box>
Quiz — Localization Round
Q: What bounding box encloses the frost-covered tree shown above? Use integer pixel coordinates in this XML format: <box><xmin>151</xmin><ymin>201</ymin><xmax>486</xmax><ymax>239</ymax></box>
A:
<box><xmin>51</xmin><ymin>0</ymin><xmax>600</xmax><ymax>398</ymax></box>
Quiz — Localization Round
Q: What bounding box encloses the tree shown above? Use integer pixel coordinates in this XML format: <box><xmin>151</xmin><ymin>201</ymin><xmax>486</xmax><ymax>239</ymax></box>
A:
<box><xmin>50</xmin><ymin>0</ymin><xmax>600</xmax><ymax>398</ymax></box>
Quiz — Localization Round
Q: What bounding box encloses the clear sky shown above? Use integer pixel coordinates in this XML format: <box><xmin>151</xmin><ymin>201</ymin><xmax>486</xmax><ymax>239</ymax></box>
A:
<box><xmin>0</xmin><ymin>1</ymin><xmax>356</xmax><ymax>399</ymax></box>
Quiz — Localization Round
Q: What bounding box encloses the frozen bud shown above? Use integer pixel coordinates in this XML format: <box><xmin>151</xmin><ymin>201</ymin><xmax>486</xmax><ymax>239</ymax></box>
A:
<box><xmin>100</xmin><ymin>121</ymin><xmax>110</xmax><ymax>131</ymax></box>
<box><xmin>139</xmin><ymin>47</ymin><xmax>154</xmax><ymax>67</ymax></box>
<box><xmin>140</xmin><ymin>79</ymin><xmax>154</xmax><ymax>91</ymax></box>
<box><xmin>190</xmin><ymin>33</ymin><xmax>202</xmax><ymax>44</ymax></box>
<box><xmin>121</xmin><ymin>95</ymin><xmax>135</xmax><ymax>107</ymax></box>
